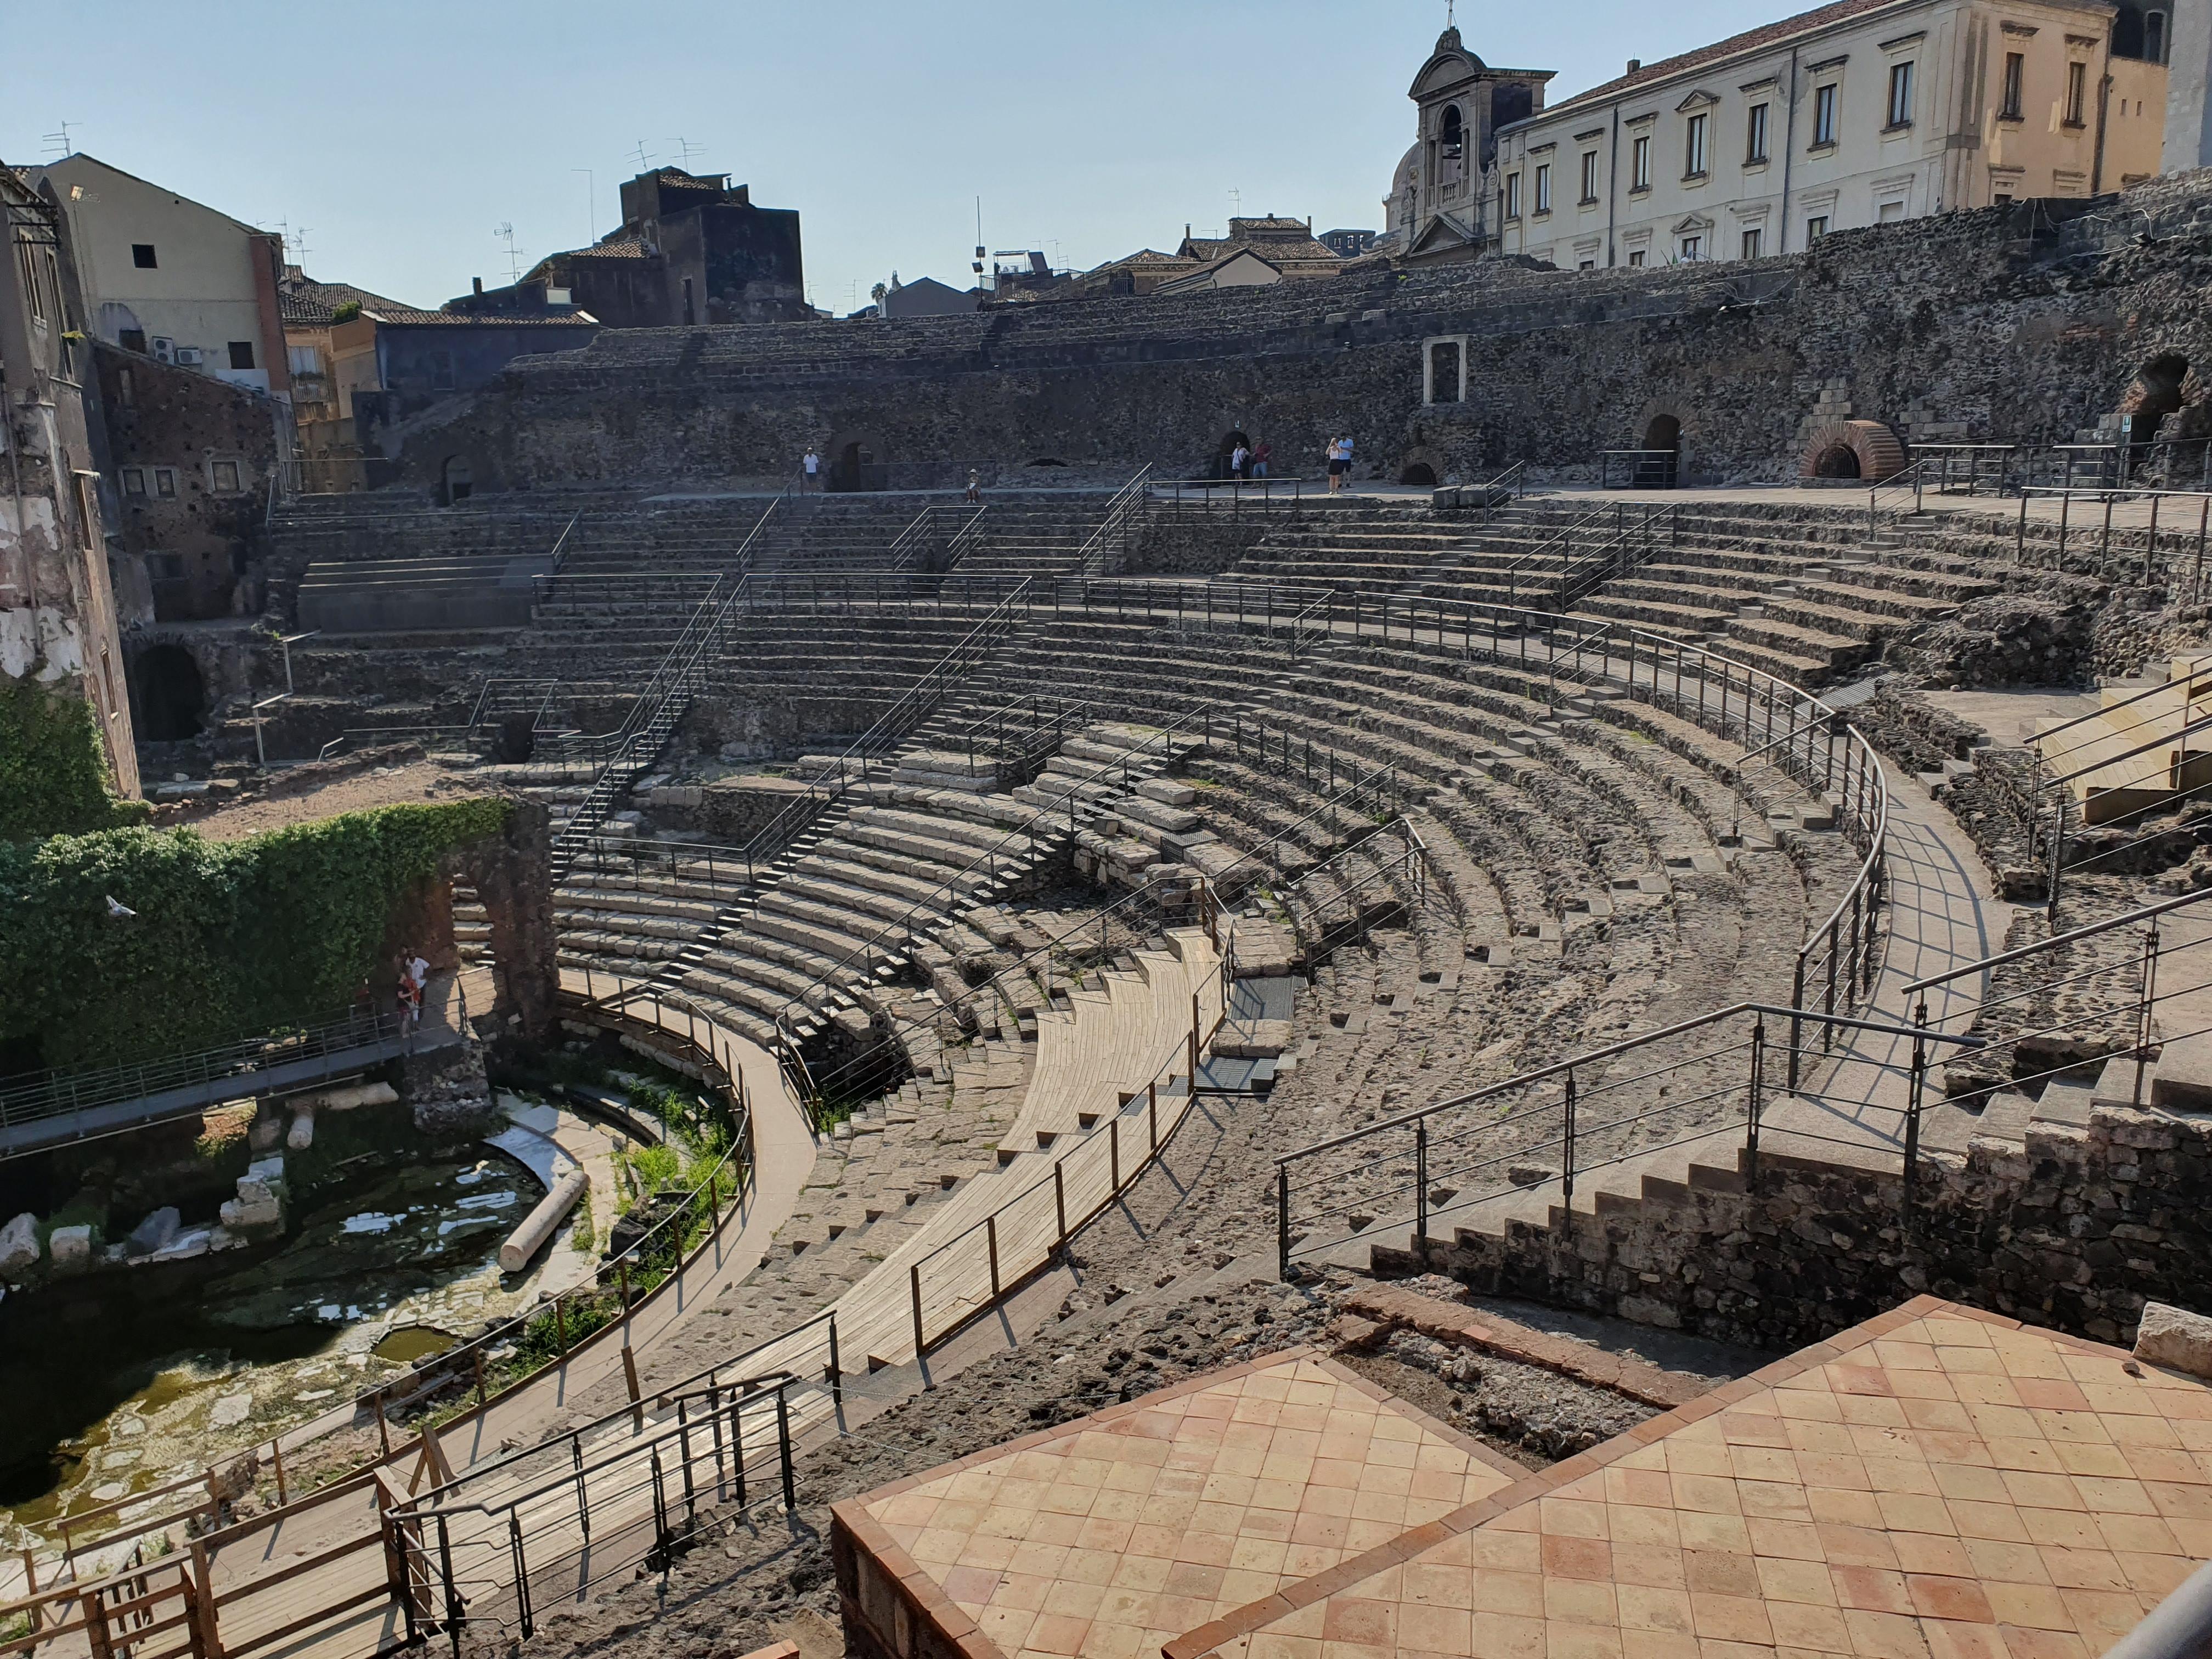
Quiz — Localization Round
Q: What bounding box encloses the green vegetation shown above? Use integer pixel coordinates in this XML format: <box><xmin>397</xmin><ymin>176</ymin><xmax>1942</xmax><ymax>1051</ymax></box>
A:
<box><xmin>0</xmin><ymin>798</ymin><xmax>510</xmax><ymax>1069</ymax></box>
<box><xmin>0</xmin><ymin>682</ymin><xmax>150</xmax><ymax>842</ymax></box>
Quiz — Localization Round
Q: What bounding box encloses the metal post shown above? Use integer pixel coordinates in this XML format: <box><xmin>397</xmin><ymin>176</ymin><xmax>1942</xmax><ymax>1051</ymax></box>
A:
<box><xmin>437</xmin><ymin>1514</ymin><xmax>462</xmax><ymax>1657</ymax></box>
<box><xmin>1561</xmin><ymin>1068</ymin><xmax>1577</xmax><ymax>1204</ymax></box>
<box><xmin>1054</xmin><ymin>1161</ymin><xmax>1068</xmax><ymax>1249</ymax></box>
<box><xmin>2136</xmin><ymin>918</ymin><xmax>2163</xmax><ymax>1109</ymax></box>
<box><xmin>777</xmin><ymin>1383</ymin><xmax>797</xmax><ymax>1510</ymax></box>
<box><xmin>509</xmin><ymin>1512</ymin><xmax>534</xmax><ymax>1640</ymax></box>
<box><xmin>1149</xmin><ymin>1079</ymin><xmax>1158</xmax><ymax>1149</ymax></box>
<box><xmin>1904</xmin><ymin>996</ymin><xmax>1928</xmax><ymax>1205</ymax></box>
<box><xmin>1110</xmin><ymin>1116</ymin><xmax>1120</xmax><ymax>1192</ymax></box>
<box><xmin>1747</xmin><ymin>1016</ymin><xmax>1765</xmax><ymax>1188</ymax></box>
<box><xmin>572</xmin><ymin>1436</ymin><xmax>589</xmax><ymax>1539</ymax></box>
<box><xmin>986</xmin><ymin>1215</ymin><xmax>1000</xmax><ymax>1298</ymax></box>
<box><xmin>1415</xmin><ymin>1118</ymin><xmax>1429</xmax><ymax>1261</ymax></box>
<box><xmin>1277</xmin><ymin>1165</ymin><xmax>1291</xmax><ymax>1279</ymax></box>
<box><xmin>1787</xmin><ymin>955</ymin><xmax>1806</xmax><ymax>1092</ymax></box>
<box><xmin>910</xmin><ymin>1262</ymin><xmax>926</xmax><ymax>1362</ymax></box>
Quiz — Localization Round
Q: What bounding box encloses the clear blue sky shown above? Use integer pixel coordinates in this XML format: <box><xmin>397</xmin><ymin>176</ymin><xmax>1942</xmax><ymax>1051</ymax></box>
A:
<box><xmin>3</xmin><ymin>0</ymin><xmax>1791</xmax><ymax>315</ymax></box>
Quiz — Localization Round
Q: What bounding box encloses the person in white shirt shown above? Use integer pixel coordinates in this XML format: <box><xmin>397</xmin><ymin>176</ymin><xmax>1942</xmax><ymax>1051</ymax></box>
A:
<box><xmin>802</xmin><ymin>449</ymin><xmax>820</xmax><ymax>489</ymax></box>
<box><xmin>1326</xmin><ymin>436</ymin><xmax>1345</xmax><ymax>492</ymax></box>
<box><xmin>1230</xmin><ymin>443</ymin><xmax>1250</xmax><ymax>479</ymax></box>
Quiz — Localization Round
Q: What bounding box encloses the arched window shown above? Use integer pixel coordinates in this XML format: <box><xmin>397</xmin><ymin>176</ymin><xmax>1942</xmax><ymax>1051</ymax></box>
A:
<box><xmin>1440</xmin><ymin>105</ymin><xmax>1465</xmax><ymax>161</ymax></box>
<box><xmin>2146</xmin><ymin>10</ymin><xmax>2168</xmax><ymax>63</ymax></box>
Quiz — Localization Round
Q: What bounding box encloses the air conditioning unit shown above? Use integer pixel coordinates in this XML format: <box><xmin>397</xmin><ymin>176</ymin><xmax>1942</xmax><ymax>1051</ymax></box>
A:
<box><xmin>150</xmin><ymin>337</ymin><xmax>173</xmax><ymax>362</ymax></box>
<box><xmin>173</xmin><ymin>346</ymin><xmax>202</xmax><ymax>366</ymax></box>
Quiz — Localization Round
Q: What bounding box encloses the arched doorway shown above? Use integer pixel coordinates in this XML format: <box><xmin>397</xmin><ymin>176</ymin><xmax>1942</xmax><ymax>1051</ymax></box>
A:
<box><xmin>828</xmin><ymin>438</ymin><xmax>884</xmax><ymax>492</ymax></box>
<box><xmin>1400</xmin><ymin>462</ymin><xmax>1438</xmax><ymax>487</ymax></box>
<box><xmin>440</xmin><ymin>456</ymin><xmax>473</xmax><ymax>505</ymax></box>
<box><xmin>2123</xmin><ymin>353</ymin><xmax>2192</xmax><ymax>448</ymax></box>
<box><xmin>1797</xmin><ymin>419</ymin><xmax>1908</xmax><ymax>484</ymax></box>
<box><xmin>132</xmin><ymin>644</ymin><xmax>205</xmax><ymax>741</ymax></box>
<box><xmin>1215</xmin><ymin>430</ymin><xmax>1251</xmax><ymax>479</ymax></box>
<box><xmin>1636</xmin><ymin>415</ymin><xmax>1681</xmax><ymax>487</ymax></box>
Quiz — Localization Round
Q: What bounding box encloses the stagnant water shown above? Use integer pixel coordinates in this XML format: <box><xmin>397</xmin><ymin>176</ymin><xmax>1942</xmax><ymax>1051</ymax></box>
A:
<box><xmin>0</xmin><ymin>1149</ymin><xmax>550</xmax><ymax>1545</ymax></box>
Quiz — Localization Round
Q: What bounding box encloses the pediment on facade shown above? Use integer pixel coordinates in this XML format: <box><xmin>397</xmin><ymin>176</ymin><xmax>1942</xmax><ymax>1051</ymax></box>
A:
<box><xmin>1408</xmin><ymin>213</ymin><xmax>1477</xmax><ymax>254</ymax></box>
<box><xmin>1676</xmin><ymin>88</ymin><xmax>1720</xmax><ymax>112</ymax></box>
<box><xmin>1672</xmin><ymin>213</ymin><xmax>1714</xmax><ymax>235</ymax></box>
<box><xmin>1410</xmin><ymin>25</ymin><xmax>1485</xmax><ymax>98</ymax></box>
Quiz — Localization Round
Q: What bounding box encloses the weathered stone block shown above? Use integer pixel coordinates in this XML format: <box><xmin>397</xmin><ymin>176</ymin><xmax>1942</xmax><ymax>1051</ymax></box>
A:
<box><xmin>0</xmin><ymin>1212</ymin><xmax>38</xmax><ymax>1276</ymax></box>
<box><xmin>2135</xmin><ymin>1301</ymin><xmax>2212</xmax><ymax>1379</ymax></box>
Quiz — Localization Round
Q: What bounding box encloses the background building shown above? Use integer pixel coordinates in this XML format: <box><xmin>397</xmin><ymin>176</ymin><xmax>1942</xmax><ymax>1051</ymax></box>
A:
<box><xmin>1374</xmin><ymin>29</ymin><xmax>1556</xmax><ymax>264</ymax></box>
<box><xmin>1486</xmin><ymin>0</ymin><xmax>2168</xmax><ymax>272</ymax></box>
<box><xmin>31</xmin><ymin>154</ymin><xmax>293</xmax><ymax>399</ymax></box>
<box><xmin>1</xmin><ymin>162</ymin><xmax>139</xmax><ymax>802</ymax></box>
<box><xmin>512</xmin><ymin>166</ymin><xmax>805</xmax><ymax>327</ymax></box>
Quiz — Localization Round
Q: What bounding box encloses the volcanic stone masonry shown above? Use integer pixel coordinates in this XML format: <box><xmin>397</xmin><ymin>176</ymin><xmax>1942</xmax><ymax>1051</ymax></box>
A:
<box><xmin>391</xmin><ymin>172</ymin><xmax>2212</xmax><ymax>496</ymax></box>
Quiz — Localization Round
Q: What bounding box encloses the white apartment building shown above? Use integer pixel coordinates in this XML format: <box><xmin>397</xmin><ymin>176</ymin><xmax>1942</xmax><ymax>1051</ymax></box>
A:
<box><xmin>31</xmin><ymin>154</ymin><xmax>292</xmax><ymax>399</ymax></box>
<box><xmin>1483</xmin><ymin>0</ymin><xmax>2168</xmax><ymax>271</ymax></box>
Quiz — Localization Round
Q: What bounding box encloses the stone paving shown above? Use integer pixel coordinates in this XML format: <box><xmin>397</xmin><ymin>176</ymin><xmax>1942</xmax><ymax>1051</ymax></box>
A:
<box><xmin>838</xmin><ymin>1297</ymin><xmax>2212</xmax><ymax>1659</ymax></box>
<box><xmin>837</xmin><ymin>1352</ymin><xmax>1525</xmax><ymax>1659</ymax></box>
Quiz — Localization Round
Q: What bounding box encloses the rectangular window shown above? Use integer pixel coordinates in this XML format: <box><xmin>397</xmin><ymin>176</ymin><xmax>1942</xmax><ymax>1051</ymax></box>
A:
<box><xmin>122</xmin><ymin>467</ymin><xmax>145</xmax><ymax>496</ymax></box>
<box><xmin>1741</xmin><ymin>228</ymin><xmax>1763</xmax><ymax>259</ymax></box>
<box><xmin>2065</xmin><ymin>60</ymin><xmax>2087</xmax><ymax>125</ymax></box>
<box><xmin>1746</xmin><ymin>102</ymin><xmax>1770</xmax><ymax>163</ymax></box>
<box><xmin>1806</xmin><ymin>215</ymin><xmax>1830</xmax><ymax>242</ymax></box>
<box><xmin>211</xmin><ymin>460</ymin><xmax>242</xmax><ymax>493</ymax></box>
<box><xmin>154</xmin><ymin>467</ymin><xmax>177</xmax><ymax>498</ymax></box>
<box><xmin>1580</xmin><ymin>150</ymin><xmax>1600</xmax><ymax>204</ymax></box>
<box><xmin>1887</xmin><ymin>61</ymin><xmax>1915</xmax><ymax>127</ymax></box>
<box><xmin>1813</xmin><ymin>83</ymin><xmax>1839</xmax><ymax>146</ymax></box>
<box><xmin>228</xmin><ymin>341</ymin><xmax>255</xmax><ymax>370</ymax></box>
<box><xmin>1504</xmin><ymin>172</ymin><xmax>1522</xmax><ymax>219</ymax></box>
<box><xmin>2001</xmin><ymin>52</ymin><xmax>2025</xmax><ymax>119</ymax></box>
<box><xmin>1685</xmin><ymin>112</ymin><xmax>1708</xmax><ymax>177</ymax></box>
<box><xmin>118</xmin><ymin>328</ymin><xmax>146</xmax><ymax>354</ymax></box>
<box><xmin>1534</xmin><ymin>163</ymin><xmax>1552</xmax><ymax>214</ymax></box>
<box><xmin>16</xmin><ymin>244</ymin><xmax>45</xmax><ymax>320</ymax></box>
<box><xmin>1679</xmin><ymin>235</ymin><xmax>1703</xmax><ymax>261</ymax></box>
<box><xmin>1627</xmin><ymin>249</ymin><xmax>1647</xmax><ymax>266</ymax></box>
<box><xmin>1579</xmin><ymin>259</ymin><xmax>1596</xmax><ymax>270</ymax></box>
<box><xmin>132</xmin><ymin>243</ymin><xmax>157</xmax><ymax>268</ymax></box>
<box><xmin>1631</xmin><ymin>134</ymin><xmax>1652</xmax><ymax>190</ymax></box>
<box><xmin>287</xmin><ymin>343</ymin><xmax>321</xmax><ymax>376</ymax></box>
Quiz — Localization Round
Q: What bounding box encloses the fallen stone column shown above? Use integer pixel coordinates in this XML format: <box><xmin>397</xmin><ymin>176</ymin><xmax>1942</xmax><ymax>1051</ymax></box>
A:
<box><xmin>498</xmin><ymin>1167</ymin><xmax>590</xmax><ymax>1273</ymax></box>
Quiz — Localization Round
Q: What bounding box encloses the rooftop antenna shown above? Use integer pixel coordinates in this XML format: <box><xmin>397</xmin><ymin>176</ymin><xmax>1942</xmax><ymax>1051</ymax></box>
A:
<box><xmin>42</xmin><ymin>120</ymin><xmax>79</xmax><ymax>157</ymax></box>
<box><xmin>668</xmin><ymin>136</ymin><xmax>704</xmax><ymax>170</ymax></box>
<box><xmin>630</xmin><ymin>139</ymin><xmax>654</xmax><ymax>171</ymax></box>
<box><xmin>494</xmin><ymin>222</ymin><xmax>523</xmax><ymax>283</ymax></box>
<box><xmin>1229</xmin><ymin>188</ymin><xmax>1243</xmax><ymax>218</ymax></box>
<box><xmin>973</xmin><ymin>197</ymin><xmax>985</xmax><ymax>279</ymax></box>
<box><xmin>572</xmin><ymin>168</ymin><xmax>596</xmax><ymax>245</ymax></box>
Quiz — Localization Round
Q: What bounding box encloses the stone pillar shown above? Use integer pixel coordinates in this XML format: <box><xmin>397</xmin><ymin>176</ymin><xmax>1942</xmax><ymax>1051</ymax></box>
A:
<box><xmin>2164</xmin><ymin>3</ymin><xmax>2212</xmax><ymax>173</ymax></box>
<box><xmin>454</xmin><ymin>793</ymin><xmax>560</xmax><ymax>1046</ymax></box>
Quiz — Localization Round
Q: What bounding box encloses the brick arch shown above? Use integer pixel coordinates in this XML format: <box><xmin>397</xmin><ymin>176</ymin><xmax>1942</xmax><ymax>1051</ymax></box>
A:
<box><xmin>1798</xmin><ymin>419</ymin><xmax>1906</xmax><ymax>482</ymax></box>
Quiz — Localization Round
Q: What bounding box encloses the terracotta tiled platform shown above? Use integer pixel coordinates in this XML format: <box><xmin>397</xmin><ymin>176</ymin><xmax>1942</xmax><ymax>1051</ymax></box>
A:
<box><xmin>836</xmin><ymin>1297</ymin><xmax>2212</xmax><ymax>1659</ymax></box>
<box><xmin>831</xmin><ymin>1351</ymin><xmax>1527</xmax><ymax>1659</ymax></box>
<box><xmin>1176</xmin><ymin>1296</ymin><xmax>2212</xmax><ymax>1659</ymax></box>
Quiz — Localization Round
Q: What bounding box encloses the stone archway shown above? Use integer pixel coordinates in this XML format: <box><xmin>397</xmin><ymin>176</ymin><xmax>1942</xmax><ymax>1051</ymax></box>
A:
<box><xmin>1629</xmin><ymin>409</ymin><xmax>1684</xmax><ymax>487</ymax></box>
<box><xmin>1215</xmin><ymin>430</ymin><xmax>1252</xmax><ymax>479</ymax></box>
<box><xmin>2120</xmin><ymin>353</ymin><xmax>2197</xmax><ymax>449</ymax></box>
<box><xmin>1798</xmin><ymin>419</ymin><xmax>1906</xmax><ymax>483</ymax></box>
<box><xmin>439</xmin><ymin>455</ymin><xmax>473</xmax><ymax>505</ymax></box>
<box><xmin>1400</xmin><ymin>462</ymin><xmax>1438</xmax><ymax>486</ymax></box>
<box><xmin>129</xmin><ymin>642</ymin><xmax>206</xmax><ymax>741</ymax></box>
<box><xmin>825</xmin><ymin>430</ymin><xmax>888</xmax><ymax>492</ymax></box>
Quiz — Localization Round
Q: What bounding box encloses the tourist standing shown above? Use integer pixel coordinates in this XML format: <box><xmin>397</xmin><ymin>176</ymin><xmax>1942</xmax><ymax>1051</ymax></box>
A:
<box><xmin>1230</xmin><ymin>441</ymin><xmax>1250</xmax><ymax>480</ymax></box>
<box><xmin>802</xmin><ymin>449</ymin><xmax>820</xmax><ymax>489</ymax></box>
<box><xmin>965</xmin><ymin>469</ymin><xmax>983</xmax><ymax>505</ymax></box>
<box><xmin>1325</xmin><ymin>435</ymin><xmax>1345</xmax><ymax>492</ymax></box>
<box><xmin>1252</xmin><ymin>440</ymin><xmax>1271</xmax><ymax>479</ymax></box>
<box><xmin>1338</xmin><ymin>433</ymin><xmax>1356</xmax><ymax>490</ymax></box>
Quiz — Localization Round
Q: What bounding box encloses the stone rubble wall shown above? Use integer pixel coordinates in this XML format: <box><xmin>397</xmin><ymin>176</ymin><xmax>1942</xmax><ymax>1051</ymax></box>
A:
<box><xmin>1411</xmin><ymin>1105</ymin><xmax>2212</xmax><ymax>1354</ymax></box>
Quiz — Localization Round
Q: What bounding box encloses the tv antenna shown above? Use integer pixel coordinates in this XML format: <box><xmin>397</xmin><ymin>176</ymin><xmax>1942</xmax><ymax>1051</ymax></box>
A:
<box><xmin>42</xmin><ymin>120</ymin><xmax>80</xmax><ymax>157</ymax></box>
<box><xmin>630</xmin><ymin>139</ymin><xmax>655</xmax><ymax>170</ymax></box>
<box><xmin>572</xmin><ymin>169</ymin><xmax>596</xmax><ymax>244</ymax></box>
<box><xmin>668</xmin><ymin>136</ymin><xmax>704</xmax><ymax>169</ymax></box>
<box><xmin>973</xmin><ymin>197</ymin><xmax>986</xmax><ymax>278</ymax></box>
<box><xmin>494</xmin><ymin>222</ymin><xmax>523</xmax><ymax>282</ymax></box>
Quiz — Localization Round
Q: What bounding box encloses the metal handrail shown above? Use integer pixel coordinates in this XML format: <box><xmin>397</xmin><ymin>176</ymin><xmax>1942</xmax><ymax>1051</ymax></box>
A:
<box><xmin>1906</xmin><ymin>882</ymin><xmax>2212</xmax><ymax>996</ymax></box>
<box><xmin>941</xmin><ymin>506</ymin><xmax>992</xmax><ymax>567</ymax></box>
<box><xmin>1076</xmin><ymin>464</ymin><xmax>1154</xmax><ymax>575</ymax></box>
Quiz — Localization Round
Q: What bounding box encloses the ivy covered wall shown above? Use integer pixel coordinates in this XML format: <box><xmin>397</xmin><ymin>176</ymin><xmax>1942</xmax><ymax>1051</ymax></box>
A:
<box><xmin>0</xmin><ymin>682</ymin><xmax>148</xmax><ymax>842</ymax></box>
<box><xmin>0</xmin><ymin>798</ymin><xmax>511</xmax><ymax>1071</ymax></box>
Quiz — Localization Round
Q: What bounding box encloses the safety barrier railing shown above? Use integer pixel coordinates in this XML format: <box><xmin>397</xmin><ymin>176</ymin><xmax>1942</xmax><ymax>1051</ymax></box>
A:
<box><xmin>2027</xmin><ymin>665</ymin><xmax>2212</xmax><ymax>913</ymax></box>
<box><xmin>1553</xmin><ymin>504</ymin><xmax>1674</xmax><ymax>608</ymax></box>
<box><xmin>1908</xmin><ymin>444</ymin><xmax>2019</xmax><ymax>498</ymax></box>
<box><xmin>1152</xmin><ymin>475</ymin><xmax>1311</xmax><ymax>514</ymax></box>
<box><xmin>758</xmin><ymin>700</ymin><xmax>1224</xmax><ymax>1076</ymax></box>
<box><xmin>1899</xmin><ymin>884</ymin><xmax>2212</xmax><ymax>1193</ymax></box>
<box><xmin>730</xmin><ymin>578</ymin><xmax>1036</xmax><ymax>877</ymax></box>
<box><xmin>385</xmin><ymin>1353</ymin><xmax>826</xmax><ymax>1646</ymax></box>
<box><xmin>1598</xmin><ymin>448</ymin><xmax>1678</xmax><ymax>489</ymax></box>
<box><xmin>783</xmin><ymin>748</ymin><xmax>1401</xmax><ymax>1117</ymax></box>
<box><xmin>1288</xmin><ymin>589</ymin><xmax>1339</xmax><ymax>658</ymax></box>
<box><xmin>0</xmin><ymin>1001</ymin><xmax>410</xmax><ymax>1147</ymax></box>
<box><xmin>1076</xmin><ymin>463</ymin><xmax>1154</xmax><ymax>575</ymax></box>
<box><xmin>2010</xmin><ymin>486</ymin><xmax>2212</xmax><ymax>592</ymax></box>
<box><xmin>1467</xmin><ymin>459</ymin><xmax>1528</xmax><ymax>504</ymax></box>
<box><xmin>1865</xmin><ymin>456</ymin><xmax>1936</xmax><ymax>535</ymax></box>
<box><xmin>1276</xmin><ymin>816</ymin><xmax>1430</xmax><ymax>965</ymax></box>
<box><xmin>888</xmin><ymin>503</ymin><xmax>988</xmax><ymax>572</ymax></box>
<box><xmin>1273</xmin><ymin>1000</ymin><xmax>1983</xmax><ymax>1278</ymax></box>
<box><xmin>949</xmin><ymin>690</ymin><xmax>1093</xmax><ymax>783</ymax></box>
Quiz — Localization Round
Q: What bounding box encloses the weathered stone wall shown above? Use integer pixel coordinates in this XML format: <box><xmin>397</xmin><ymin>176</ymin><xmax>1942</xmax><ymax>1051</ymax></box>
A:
<box><xmin>390</xmin><ymin>179</ymin><xmax>2212</xmax><ymax>495</ymax></box>
<box><xmin>1404</xmin><ymin>1107</ymin><xmax>2211</xmax><ymax>1353</ymax></box>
